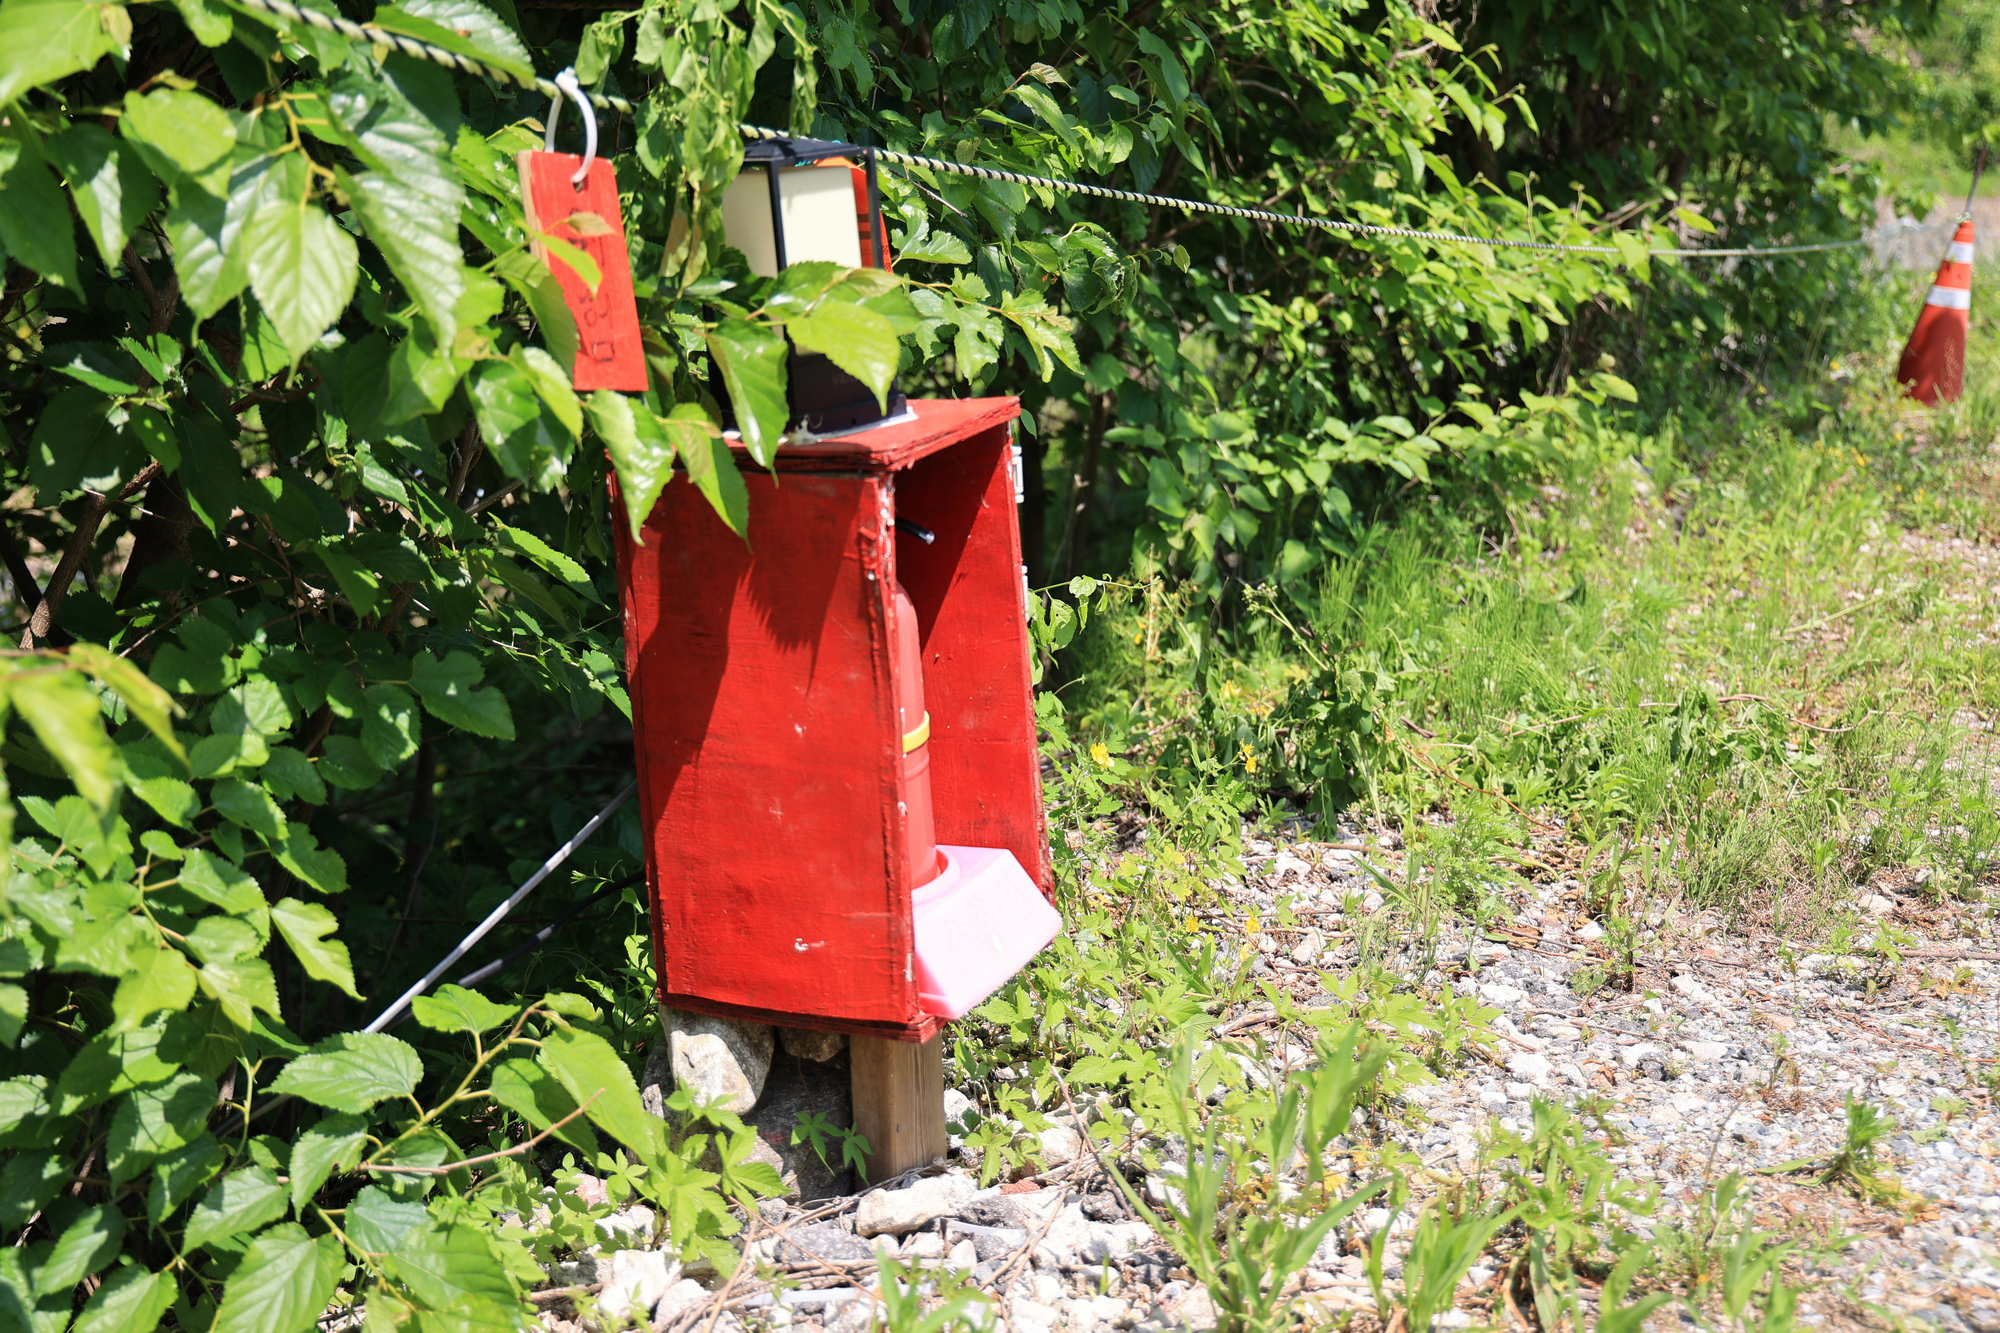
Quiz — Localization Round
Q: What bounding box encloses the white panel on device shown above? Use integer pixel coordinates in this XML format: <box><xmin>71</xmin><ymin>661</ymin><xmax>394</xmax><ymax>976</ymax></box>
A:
<box><xmin>720</xmin><ymin>166</ymin><xmax>863</xmax><ymax>277</ymax></box>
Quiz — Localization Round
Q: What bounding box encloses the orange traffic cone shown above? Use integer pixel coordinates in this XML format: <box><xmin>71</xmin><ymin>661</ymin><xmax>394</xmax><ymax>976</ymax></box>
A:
<box><xmin>1898</xmin><ymin>219</ymin><xmax>1974</xmax><ymax>405</ymax></box>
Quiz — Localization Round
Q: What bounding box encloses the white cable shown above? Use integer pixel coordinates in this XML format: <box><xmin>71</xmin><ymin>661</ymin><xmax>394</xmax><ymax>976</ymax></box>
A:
<box><xmin>546</xmin><ymin>67</ymin><xmax>598</xmax><ymax>186</ymax></box>
<box><xmin>364</xmin><ymin>780</ymin><xmax>638</xmax><ymax>1032</ymax></box>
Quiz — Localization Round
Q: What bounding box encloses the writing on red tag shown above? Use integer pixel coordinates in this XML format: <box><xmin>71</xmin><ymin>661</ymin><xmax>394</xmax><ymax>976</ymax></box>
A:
<box><xmin>516</xmin><ymin>151</ymin><xmax>648</xmax><ymax>392</ymax></box>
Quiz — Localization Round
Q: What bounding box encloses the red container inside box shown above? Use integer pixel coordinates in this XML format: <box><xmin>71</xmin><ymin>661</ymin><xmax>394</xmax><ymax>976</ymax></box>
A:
<box><xmin>613</xmin><ymin>398</ymin><xmax>1049</xmax><ymax>1042</ymax></box>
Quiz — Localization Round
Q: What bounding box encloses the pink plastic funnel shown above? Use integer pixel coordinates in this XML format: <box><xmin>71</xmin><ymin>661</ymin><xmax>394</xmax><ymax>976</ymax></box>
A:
<box><xmin>912</xmin><ymin>845</ymin><xmax>1060</xmax><ymax>1019</ymax></box>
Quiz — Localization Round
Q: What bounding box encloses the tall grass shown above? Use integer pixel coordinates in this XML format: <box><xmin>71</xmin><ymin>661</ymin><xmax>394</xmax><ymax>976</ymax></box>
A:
<box><xmin>1058</xmin><ymin>287</ymin><xmax>2000</xmax><ymax>929</ymax></box>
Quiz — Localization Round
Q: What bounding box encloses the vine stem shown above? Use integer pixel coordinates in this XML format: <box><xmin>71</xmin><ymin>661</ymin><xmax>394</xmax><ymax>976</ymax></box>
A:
<box><xmin>360</xmin><ymin>1091</ymin><xmax>601</xmax><ymax>1175</ymax></box>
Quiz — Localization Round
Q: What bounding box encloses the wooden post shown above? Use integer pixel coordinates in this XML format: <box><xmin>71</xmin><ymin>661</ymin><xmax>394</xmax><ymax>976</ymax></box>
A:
<box><xmin>849</xmin><ymin>1034</ymin><xmax>946</xmax><ymax>1186</ymax></box>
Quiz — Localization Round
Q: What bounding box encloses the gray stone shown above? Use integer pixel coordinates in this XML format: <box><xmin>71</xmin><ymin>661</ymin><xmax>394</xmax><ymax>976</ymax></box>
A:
<box><xmin>1007</xmin><ymin>1299</ymin><xmax>1060</xmax><ymax>1333</ymax></box>
<box><xmin>1036</xmin><ymin>1123</ymin><xmax>1085</xmax><ymax>1168</ymax></box>
<box><xmin>594</xmin><ymin>1249</ymin><xmax>678</xmax><ymax>1323</ymax></box>
<box><xmin>1078</xmin><ymin>1220</ymin><xmax>1153</xmax><ymax>1262</ymax></box>
<box><xmin>664</xmin><ymin>1008</ymin><xmax>772</xmax><ymax>1114</ymax></box>
<box><xmin>825</xmin><ymin>1296</ymin><xmax>877</xmax><ymax>1333</ymax></box>
<box><xmin>779</xmin><ymin>1026</ymin><xmax>848</xmax><ymax>1063</ymax></box>
<box><xmin>1505</xmin><ymin>1052</ymin><xmax>1554</xmax><ymax>1085</ymax></box>
<box><xmin>653</xmin><ymin>1277</ymin><xmax>708</xmax><ymax>1326</ymax></box>
<box><xmin>774</xmin><ymin>1221</ymin><xmax>876</xmax><ymax>1266</ymax></box>
<box><xmin>945</xmin><ymin>1220</ymin><xmax>1028</xmax><ymax>1262</ymax></box>
<box><xmin>855</xmin><ymin>1174</ymin><xmax>980</xmax><ymax>1236</ymax></box>
<box><xmin>959</xmin><ymin>1188</ymin><xmax>1060</xmax><ymax>1231</ymax></box>
<box><xmin>742</xmin><ymin>1043</ymin><xmax>856</xmax><ymax>1200</ymax></box>
<box><xmin>639</xmin><ymin>1038</ymin><xmax>676</xmax><ymax>1120</ymax></box>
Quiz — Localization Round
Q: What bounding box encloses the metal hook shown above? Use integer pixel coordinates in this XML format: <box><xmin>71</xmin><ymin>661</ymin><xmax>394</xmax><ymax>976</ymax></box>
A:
<box><xmin>544</xmin><ymin>67</ymin><xmax>597</xmax><ymax>188</ymax></box>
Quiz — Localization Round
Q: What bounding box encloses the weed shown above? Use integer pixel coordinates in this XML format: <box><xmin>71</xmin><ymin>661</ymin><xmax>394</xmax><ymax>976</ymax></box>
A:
<box><xmin>1365</xmin><ymin>1201</ymin><xmax>1513</xmax><ymax>1333</ymax></box>
<box><xmin>1110</xmin><ymin>1029</ymin><xmax>1393</xmax><ymax>1333</ymax></box>
<box><xmin>867</xmin><ymin>1259</ymin><xmax>996</xmax><ymax>1332</ymax></box>
<box><xmin>1652</xmin><ymin>1174</ymin><xmax>1810</xmax><ymax>1331</ymax></box>
<box><xmin>792</xmin><ymin>1112</ymin><xmax>872</xmax><ymax>1177</ymax></box>
<box><xmin>1760</xmin><ymin>1095</ymin><xmax>1908</xmax><ymax>1207</ymax></box>
<box><xmin>1482</xmin><ymin>1099</ymin><xmax>1658</xmax><ymax>1322</ymax></box>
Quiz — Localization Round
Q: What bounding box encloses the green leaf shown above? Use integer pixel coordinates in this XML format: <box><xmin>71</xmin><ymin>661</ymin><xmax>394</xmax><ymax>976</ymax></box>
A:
<box><xmin>409</xmin><ymin>650</ymin><xmax>514</xmax><ymax>739</ymax></box>
<box><xmin>183</xmin><ymin>1166</ymin><xmax>288</xmax><ymax>1252</ymax></box>
<box><xmin>706</xmin><ymin>319</ymin><xmax>789</xmax><ymax>465</ymax></box>
<box><xmin>895</xmin><ymin>230</ymin><xmax>972</xmax><ymax>265</ymax></box>
<box><xmin>28</xmin><ymin>387</ymin><xmax>133</xmax><ymax>498</ymax></box>
<box><xmin>288</xmin><ymin>1112</ymin><xmax>366</xmax><ymax>1212</ymax></box>
<box><xmin>185</xmin><ymin>917</ymin><xmax>260</xmax><ymax>965</ymax></box>
<box><xmin>539</xmin><ymin>1023</ymin><xmax>663</xmax><ymax>1162</ymax></box>
<box><xmin>0</xmin><ymin>129</ymin><xmax>80</xmax><ymax>293</ymax></box>
<box><xmin>210</xmin><ymin>1223</ymin><xmax>343</xmax><ymax>1333</ymax></box>
<box><xmin>588</xmin><ymin>391</ymin><xmax>663</xmax><ymax>541</ymax></box>
<box><xmin>196</xmin><ymin>957</ymin><xmax>280</xmax><ymax>1030</ymax></box>
<box><xmin>121</xmin><ymin>88</ymin><xmax>236</xmax><ymax>193</ymax></box>
<box><xmin>269</xmin><ymin>1031</ymin><xmax>421</xmax><ymax>1113</ymax></box>
<box><xmin>1594</xmin><ymin>371</ymin><xmax>1639</xmax><ymax>402</ymax></box>
<box><xmin>10</xmin><ymin>664</ymin><xmax>116</xmax><ymax>809</ymax></box>
<box><xmin>496</xmin><ymin>247</ymin><xmax>579</xmax><ymax>371</ymax></box>
<box><xmin>343</xmin><ymin>167</ymin><xmax>465</xmax><ymax>342</ymax></box>
<box><xmin>317</xmin><ymin>735</ymin><xmax>384</xmax><ymax>790</ymax></box>
<box><xmin>513</xmin><ymin>344</ymin><xmax>582</xmax><ymax>439</ymax></box>
<box><xmin>345</xmin><ymin>1185</ymin><xmax>428</xmax><ymax>1254</ymax></box>
<box><xmin>370</xmin><ymin>0</ymin><xmax>533</xmax><ymax>80</ymax></box>
<box><xmin>112</xmin><ymin>947</ymin><xmax>199</xmax><ymax>1029</ymax></box>
<box><xmin>106</xmin><ymin>1071</ymin><xmax>210</xmax><ymax>1182</ymax></box>
<box><xmin>360</xmin><ymin>683</ymin><xmax>421</xmax><ymax>768</ymax></box>
<box><xmin>35</xmin><ymin>1202</ymin><xmax>122</xmax><ymax>1295</ymax></box>
<box><xmin>163</xmin><ymin>184</ymin><xmax>245</xmax><ymax>320</ymax></box>
<box><xmin>261</xmin><ymin>747</ymin><xmax>325</xmax><ymax>804</ymax></box>
<box><xmin>786</xmin><ymin>301</ymin><xmax>902</xmax><ymax>410</ymax></box>
<box><xmin>469</xmin><ymin>358</ymin><xmax>540</xmax><ymax>449</ymax></box>
<box><xmin>148</xmin><ymin>1134</ymin><xmax>222</xmax><ymax>1226</ymax></box>
<box><xmin>273</xmin><ymin>824</ymin><xmax>347</xmax><ymax>895</ymax></box>
<box><xmin>72</xmin><ymin>1264</ymin><xmax>174</xmax><ymax>1333</ymax></box>
<box><xmin>271</xmin><ymin>898</ymin><xmax>360</xmax><ymax>998</ymax></box>
<box><xmin>212</xmin><ymin>777</ymin><xmax>285</xmax><ymax>839</ymax></box>
<box><xmin>0</xmin><ymin>984</ymin><xmax>21</xmax><ymax>1047</ymax></box>
<box><xmin>486</xmin><ymin>1056</ymin><xmax>597</xmax><ymax>1153</ymax></box>
<box><xmin>244</xmin><ymin>200</ymin><xmax>358</xmax><ymax>361</ymax></box>
<box><xmin>0</xmin><ymin>1152</ymin><xmax>65</xmax><ymax>1229</ymax></box>
<box><xmin>179</xmin><ymin>848</ymin><xmax>266</xmax><ymax>917</ymax></box>
<box><xmin>46</xmin><ymin>123</ymin><xmax>161</xmax><ymax>269</ymax></box>
<box><xmin>410</xmin><ymin>984</ymin><xmax>518</xmax><ymax>1033</ymax></box>
<box><xmin>52</xmin><ymin>1017</ymin><xmax>184</xmax><ymax>1116</ymax></box>
<box><xmin>170</xmin><ymin>0</ymin><xmax>229</xmax><ymax>44</ymax></box>
<box><xmin>388</xmin><ymin>1223</ymin><xmax>521</xmax><ymax>1314</ymax></box>
<box><xmin>535</xmin><ymin>230</ymin><xmax>601</xmax><ymax>291</ymax></box>
<box><xmin>0</xmin><ymin>0</ymin><xmax>131</xmax><ymax>107</ymax></box>
<box><xmin>67</xmin><ymin>643</ymin><xmax>185</xmax><ymax>763</ymax></box>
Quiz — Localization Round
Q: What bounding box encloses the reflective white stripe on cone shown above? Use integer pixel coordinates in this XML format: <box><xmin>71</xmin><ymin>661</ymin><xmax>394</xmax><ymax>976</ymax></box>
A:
<box><xmin>1899</xmin><ymin>220</ymin><xmax>1974</xmax><ymax>405</ymax></box>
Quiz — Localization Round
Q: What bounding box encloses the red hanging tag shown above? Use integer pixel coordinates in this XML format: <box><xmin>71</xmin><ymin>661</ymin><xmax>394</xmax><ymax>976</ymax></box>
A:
<box><xmin>516</xmin><ymin>151</ymin><xmax>648</xmax><ymax>393</ymax></box>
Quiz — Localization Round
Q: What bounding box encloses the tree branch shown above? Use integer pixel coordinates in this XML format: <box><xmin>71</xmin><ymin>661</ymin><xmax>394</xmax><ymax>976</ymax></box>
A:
<box><xmin>20</xmin><ymin>464</ymin><xmax>161</xmax><ymax>648</ymax></box>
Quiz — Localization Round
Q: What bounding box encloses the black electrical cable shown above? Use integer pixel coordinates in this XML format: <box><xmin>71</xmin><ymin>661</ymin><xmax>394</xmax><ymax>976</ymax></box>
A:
<box><xmin>448</xmin><ymin>872</ymin><xmax>644</xmax><ymax>989</ymax></box>
<box><xmin>377</xmin><ymin>871</ymin><xmax>647</xmax><ymax>1032</ymax></box>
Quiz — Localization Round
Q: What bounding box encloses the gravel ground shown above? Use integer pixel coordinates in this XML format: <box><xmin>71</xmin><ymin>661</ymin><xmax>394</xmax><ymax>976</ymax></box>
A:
<box><xmin>534</xmin><ymin>828</ymin><xmax>2000</xmax><ymax>1332</ymax></box>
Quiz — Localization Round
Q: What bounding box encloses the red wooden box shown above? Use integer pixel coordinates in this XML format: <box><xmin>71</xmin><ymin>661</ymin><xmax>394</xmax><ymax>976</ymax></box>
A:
<box><xmin>614</xmin><ymin>398</ymin><xmax>1047</xmax><ymax>1042</ymax></box>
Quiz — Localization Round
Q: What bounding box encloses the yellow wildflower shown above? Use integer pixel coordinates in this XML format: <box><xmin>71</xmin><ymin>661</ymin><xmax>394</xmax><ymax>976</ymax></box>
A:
<box><xmin>1245</xmin><ymin>913</ymin><xmax>1261</xmax><ymax>935</ymax></box>
<box><xmin>1240</xmin><ymin>741</ymin><xmax>1258</xmax><ymax>774</ymax></box>
<box><xmin>1090</xmin><ymin>743</ymin><xmax>1111</xmax><ymax>767</ymax></box>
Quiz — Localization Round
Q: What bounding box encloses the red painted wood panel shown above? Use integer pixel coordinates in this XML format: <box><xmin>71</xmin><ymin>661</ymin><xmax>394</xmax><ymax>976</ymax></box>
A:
<box><xmin>616</xmin><ymin>398</ymin><xmax>1037</xmax><ymax>1038</ymax></box>
<box><xmin>892</xmin><ymin>426</ymin><xmax>1048</xmax><ymax>893</ymax></box>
